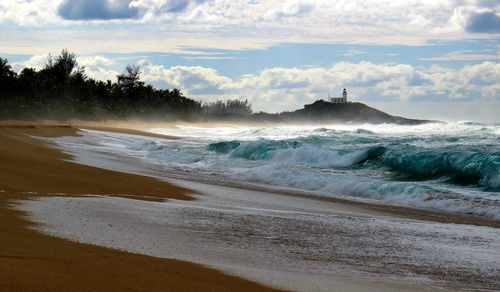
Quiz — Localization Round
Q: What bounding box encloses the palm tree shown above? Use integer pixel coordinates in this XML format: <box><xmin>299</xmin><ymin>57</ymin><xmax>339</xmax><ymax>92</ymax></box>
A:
<box><xmin>0</xmin><ymin>58</ymin><xmax>14</xmax><ymax>79</ymax></box>
<box><xmin>117</xmin><ymin>64</ymin><xmax>142</xmax><ymax>88</ymax></box>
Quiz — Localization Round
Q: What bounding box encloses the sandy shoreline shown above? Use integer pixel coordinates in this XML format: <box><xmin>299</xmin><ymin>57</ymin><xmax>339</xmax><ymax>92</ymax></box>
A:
<box><xmin>66</xmin><ymin>121</ymin><xmax>500</xmax><ymax>229</ymax></box>
<box><xmin>2</xmin><ymin>121</ymin><xmax>499</xmax><ymax>291</ymax></box>
<box><xmin>0</xmin><ymin>122</ymin><xmax>283</xmax><ymax>291</ymax></box>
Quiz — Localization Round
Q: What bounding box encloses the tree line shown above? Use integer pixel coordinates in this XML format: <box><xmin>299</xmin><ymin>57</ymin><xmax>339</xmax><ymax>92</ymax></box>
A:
<box><xmin>0</xmin><ymin>50</ymin><xmax>252</xmax><ymax>121</ymax></box>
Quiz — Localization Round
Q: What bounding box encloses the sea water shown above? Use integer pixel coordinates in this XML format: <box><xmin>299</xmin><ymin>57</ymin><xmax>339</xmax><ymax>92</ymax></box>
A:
<box><xmin>24</xmin><ymin>121</ymin><xmax>500</xmax><ymax>290</ymax></box>
<box><xmin>60</xmin><ymin>121</ymin><xmax>500</xmax><ymax>219</ymax></box>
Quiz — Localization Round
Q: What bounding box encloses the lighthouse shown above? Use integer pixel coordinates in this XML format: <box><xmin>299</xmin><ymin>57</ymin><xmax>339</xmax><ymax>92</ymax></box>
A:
<box><xmin>329</xmin><ymin>88</ymin><xmax>347</xmax><ymax>103</ymax></box>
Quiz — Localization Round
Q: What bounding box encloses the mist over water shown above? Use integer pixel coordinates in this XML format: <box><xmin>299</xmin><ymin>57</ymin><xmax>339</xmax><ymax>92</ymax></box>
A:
<box><xmin>78</xmin><ymin>122</ymin><xmax>500</xmax><ymax>219</ymax></box>
<box><xmin>22</xmin><ymin>121</ymin><xmax>500</xmax><ymax>291</ymax></box>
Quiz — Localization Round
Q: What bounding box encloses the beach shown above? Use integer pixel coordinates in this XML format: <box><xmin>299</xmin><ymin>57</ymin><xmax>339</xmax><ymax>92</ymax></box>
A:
<box><xmin>1</xmin><ymin>121</ymin><xmax>499</xmax><ymax>291</ymax></box>
<box><xmin>0</xmin><ymin>122</ymin><xmax>284</xmax><ymax>291</ymax></box>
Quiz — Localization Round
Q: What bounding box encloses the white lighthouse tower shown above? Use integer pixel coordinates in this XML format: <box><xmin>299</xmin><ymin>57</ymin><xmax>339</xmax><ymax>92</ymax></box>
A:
<box><xmin>329</xmin><ymin>88</ymin><xmax>347</xmax><ymax>103</ymax></box>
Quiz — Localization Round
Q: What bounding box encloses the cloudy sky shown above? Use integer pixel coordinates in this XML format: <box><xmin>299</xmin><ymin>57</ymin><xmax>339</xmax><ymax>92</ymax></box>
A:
<box><xmin>1</xmin><ymin>0</ymin><xmax>500</xmax><ymax>122</ymax></box>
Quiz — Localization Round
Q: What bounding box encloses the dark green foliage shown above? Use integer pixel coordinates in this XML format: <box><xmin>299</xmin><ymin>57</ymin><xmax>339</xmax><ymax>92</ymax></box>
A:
<box><xmin>117</xmin><ymin>64</ymin><xmax>142</xmax><ymax>88</ymax></box>
<box><xmin>0</xmin><ymin>57</ymin><xmax>15</xmax><ymax>79</ymax></box>
<box><xmin>0</xmin><ymin>50</ymin><xmax>201</xmax><ymax>121</ymax></box>
<box><xmin>202</xmin><ymin>98</ymin><xmax>252</xmax><ymax>120</ymax></box>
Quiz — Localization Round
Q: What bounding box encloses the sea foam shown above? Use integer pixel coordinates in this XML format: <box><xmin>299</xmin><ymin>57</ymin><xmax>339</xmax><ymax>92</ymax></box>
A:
<box><xmin>54</xmin><ymin>122</ymin><xmax>500</xmax><ymax>219</ymax></box>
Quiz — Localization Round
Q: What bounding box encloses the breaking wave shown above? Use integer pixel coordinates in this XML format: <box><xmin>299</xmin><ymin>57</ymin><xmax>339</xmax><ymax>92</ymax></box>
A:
<box><xmin>376</xmin><ymin>150</ymin><xmax>500</xmax><ymax>190</ymax></box>
<box><xmin>80</xmin><ymin>122</ymin><xmax>500</xmax><ymax>218</ymax></box>
<box><xmin>208</xmin><ymin>139</ymin><xmax>499</xmax><ymax>191</ymax></box>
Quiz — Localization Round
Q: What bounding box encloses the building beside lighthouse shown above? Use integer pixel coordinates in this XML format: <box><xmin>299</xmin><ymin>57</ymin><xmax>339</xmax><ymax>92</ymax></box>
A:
<box><xmin>329</xmin><ymin>88</ymin><xmax>347</xmax><ymax>103</ymax></box>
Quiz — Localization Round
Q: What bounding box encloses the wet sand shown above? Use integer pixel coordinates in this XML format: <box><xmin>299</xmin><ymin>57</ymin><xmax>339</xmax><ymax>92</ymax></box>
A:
<box><xmin>0</xmin><ymin>122</ymin><xmax>283</xmax><ymax>291</ymax></box>
<box><xmin>2</xmin><ymin>121</ymin><xmax>499</xmax><ymax>291</ymax></box>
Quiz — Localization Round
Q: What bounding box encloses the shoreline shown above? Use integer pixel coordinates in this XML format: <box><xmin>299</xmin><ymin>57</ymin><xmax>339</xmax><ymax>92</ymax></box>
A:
<box><xmin>61</xmin><ymin>120</ymin><xmax>500</xmax><ymax>228</ymax></box>
<box><xmin>0</xmin><ymin>122</ymin><xmax>284</xmax><ymax>292</ymax></box>
<box><xmin>2</xmin><ymin>121</ymin><xmax>499</xmax><ymax>291</ymax></box>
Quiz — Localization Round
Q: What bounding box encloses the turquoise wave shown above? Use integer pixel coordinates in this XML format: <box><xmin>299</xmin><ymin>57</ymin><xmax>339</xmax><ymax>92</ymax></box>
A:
<box><xmin>207</xmin><ymin>138</ymin><xmax>500</xmax><ymax>191</ymax></box>
<box><xmin>375</xmin><ymin>150</ymin><xmax>500</xmax><ymax>191</ymax></box>
<box><xmin>206</xmin><ymin>140</ymin><xmax>241</xmax><ymax>154</ymax></box>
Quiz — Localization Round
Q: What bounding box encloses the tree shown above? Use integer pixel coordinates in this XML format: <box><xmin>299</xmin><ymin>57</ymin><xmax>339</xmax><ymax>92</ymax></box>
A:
<box><xmin>44</xmin><ymin>49</ymin><xmax>78</xmax><ymax>83</ymax></box>
<box><xmin>202</xmin><ymin>98</ymin><xmax>252</xmax><ymax>119</ymax></box>
<box><xmin>226</xmin><ymin>99</ymin><xmax>252</xmax><ymax>116</ymax></box>
<box><xmin>117</xmin><ymin>64</ymin><xmax>142</xmax><ymax>88</ymax></box>
<box><xmin>55</xmin><ymin>49</ymin><xmax>78</xmax><ymax>80</ymax></box>
<box><xmin>0</xmin><ymin>58</ymin><xmax>15</xmax><ymax>80</ymax></box>
<box><xmin>0</xmin><ymin>58</ymin><xmax>16</xmax><ymax>99</ymax></box>
<box><xmin>0</xmin><ymin>51</ymin><xmax>203</xmax><ymax>120</ymax></box>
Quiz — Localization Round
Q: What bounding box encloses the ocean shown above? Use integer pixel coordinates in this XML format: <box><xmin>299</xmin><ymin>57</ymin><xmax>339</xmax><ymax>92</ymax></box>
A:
<box><xmin>22</xmin><ymin>121</ymin><xmax>500</xmax><ymax>290</ymax></box>
<box><xmin>62</xmin><ymin>121</ymin><xmax>500</xmax><ymax>219</ymax></box>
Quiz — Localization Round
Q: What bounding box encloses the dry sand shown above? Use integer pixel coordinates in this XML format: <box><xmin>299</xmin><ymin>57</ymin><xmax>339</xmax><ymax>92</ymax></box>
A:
<box><xmin>2</xmin><ymin>121</ymin><xmax>497</xmax><ymax>292</ymax></box>
<box><xmin>0</xmin><ymin>122</ymin><xmax>284</xmax><ymax>291</ymax></box>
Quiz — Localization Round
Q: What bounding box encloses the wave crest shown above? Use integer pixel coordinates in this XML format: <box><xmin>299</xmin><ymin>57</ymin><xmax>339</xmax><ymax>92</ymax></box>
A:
<box><xmin>376</xmin><ymin>150</ymin><xmax>500</xmax><ymax>190</ymax></box>
<box><xmin>226</xmin><ymin>139</ymin><xmax>385</xmax><ymax>168</ymax></box>
<box><xmin>217</xmin><ymin>138</ymin><xmax>500</xmax><ymax>191</ymax></box>
<box><xmin>207</xmin><ymin>141</ymin><xmax>240</xmax><ymax>154</ymax></box>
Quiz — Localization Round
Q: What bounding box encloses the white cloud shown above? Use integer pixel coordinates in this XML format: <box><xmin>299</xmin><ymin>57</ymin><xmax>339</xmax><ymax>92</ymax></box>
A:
<box><xmin>12</xmin><ymin>53</ymin><xmax>120</xmax><ymax>81</ymax></box>
<box><xmin>132</xmin><ymin>60</ymin><xmax>500</xmax><ymax>112</ymax></box>
<box><xmin>2</xmin><ymin>0</ymin><xmax>500</xmax><ymax>48</ymax></box>
<box><xmin>421</xmin><ymin>49</ymin><xmax>500</xmax><ymax>61</ymax></box>
<box><xmin>340</xmin><ymin>49</ymin><xmax>367</xmax><ymax>56</ymax></box>
<box><xmin>12</xmin><ymin>54</ymin><xmax>499</xmax><ymax>111</ymax></box>
<box><xmin>0</xmin><ymin>0</ymin><xmax>62</xmax><ymax>26</ymax></box>
<box><xmin>11</xmin><ymin>53</ymin><xmax>52</xmax><ymax>72</ymax></box>
<box><xmin>129</xmin><ymin>0</ymin><xmax>209</xmax><ymax>21</ymax></box>
<box><xmin>8</xmin><ymin>53</ymin><xmax>500</xmax><ymax>119</ymax></box>
<box><xmin>456</xmin><ymin>61</ymin><xmax>500</xmax><ymax>85</ymax></box>
<box><xmin>0</xmin><ymin>0</ymin><xmax>211</xmax><ymax>26</ymax></box>
<box><xmin>77</xmin><ymin>56</ymin><xmax>120</xmax><ymax>81</ymax></box>
<box><xmin>266</xmin><ymin>0</ymin><xmax>315</xmax><ymax>19</ymax></box>
<box><xmin>140</xmin><ymin>61</ymin><xmax>233</xmax><ymax>94</ymax></box>
<box><xmin>77</xmin><ymin>56</ymin><xmax>115</xmax><ymax>69</ymax></box>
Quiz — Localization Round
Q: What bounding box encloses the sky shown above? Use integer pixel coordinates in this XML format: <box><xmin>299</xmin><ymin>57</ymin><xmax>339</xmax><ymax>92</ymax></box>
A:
<box><xmin>1</xmin><ymin>0</ymin><xmax>500</xmax><ymax>122</ymax></box>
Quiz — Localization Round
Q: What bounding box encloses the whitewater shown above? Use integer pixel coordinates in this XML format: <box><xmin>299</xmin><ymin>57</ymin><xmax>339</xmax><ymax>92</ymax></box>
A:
<box><xmin>55</xmin><ymin>121</ymin><xmax>500</xmax><ymax>219</ymax></box>
<box><xmin>17</xmin><ymin>120</ymin><xmax>500</xmax><ymax>291</ymax></box>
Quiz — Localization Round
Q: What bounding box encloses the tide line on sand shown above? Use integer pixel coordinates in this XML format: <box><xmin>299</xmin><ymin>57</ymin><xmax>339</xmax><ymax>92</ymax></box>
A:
<box><xmin>0</xmin><ymin>122</ymin><xmax>283</xmax><ymax>292</ymax></box>
<box><xmin>2</xmin><ymin>121</ymin><xmax>499</xmax><ymax>292</ymax></box>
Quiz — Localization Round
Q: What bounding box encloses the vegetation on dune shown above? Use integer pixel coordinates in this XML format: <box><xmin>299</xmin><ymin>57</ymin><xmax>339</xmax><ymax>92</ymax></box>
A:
<box><xmin>0</xmin><ymin>50</ymin><xmax>202</xmax><ymax>121</ymax></box>
<box><xmin>202</xmin><ymin>99</ymin><xmax>252</xmax><ymax>119</ymax></box>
